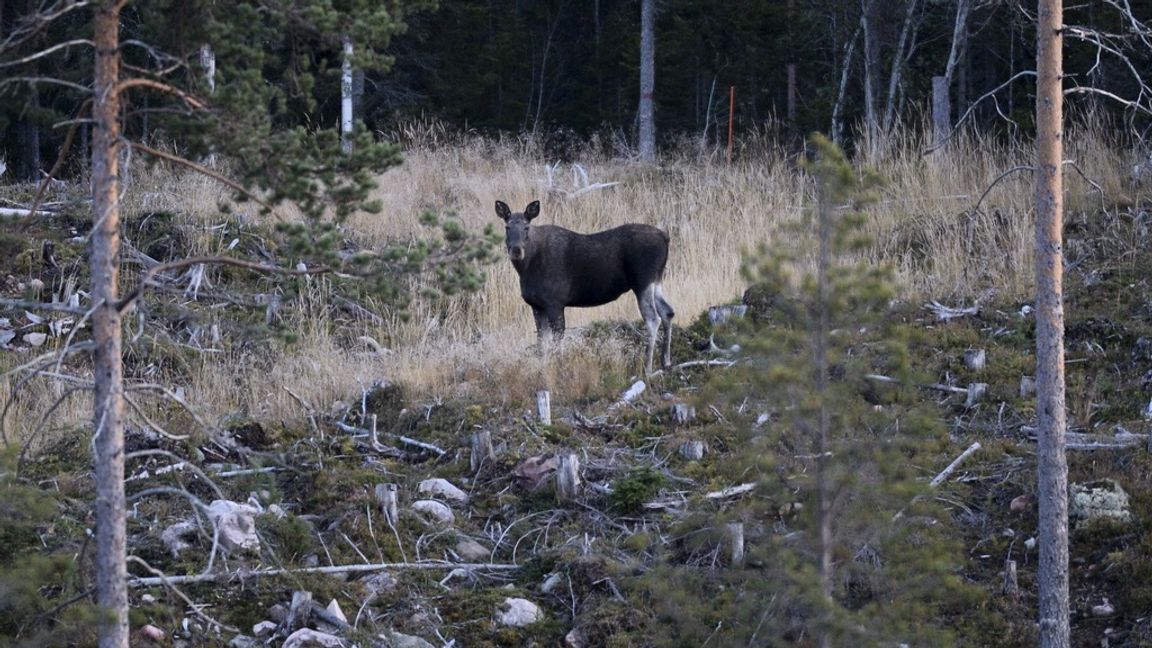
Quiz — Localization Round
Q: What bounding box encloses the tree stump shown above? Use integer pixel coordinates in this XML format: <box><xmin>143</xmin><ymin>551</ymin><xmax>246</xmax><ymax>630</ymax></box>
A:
<box><xmin>727</xmin><ymin>522</ymin><xmax>745</xmax><ymax>567</ymax></box>
<box><xmin>965</xmin><ymin>382</ymin><xmax>987</xmax><ymax>407</ymax></box>
<box><xmin>471</xmin><ymin>430</ymin><xmax>494</xmax><ymax>472</ymax></box>
<box><xmin>555</xmin><ymin>454</ymin><xmax>582</xmax><ymax>503</ymax></box>
<box><xmin>374</xmin><ymin>483</ymin><xmax>399</xmax><ymax>526</ymax></box>
<box><xmin>964</xmin><ymin>348</ymin><xmax>986</xmax><ymax>371</ymax></box>
<box><xmin>672</xmin><ymin>403</ymin><xmax>696</xmax><ymax>425</ymax></box>
<box><xmin>536</xmin><ymin>390</ymin><xmax>551</xmax><ymax>426</ymax></box>
<box><xmin>1020</xmin><ymin>375</ymin><xmax>1036</xmax><ymax>398</ymax></box>
<box><xmin>678</xmin><ymin>440</ymin><xmax>706</xmax><ymax>460</ymax></box>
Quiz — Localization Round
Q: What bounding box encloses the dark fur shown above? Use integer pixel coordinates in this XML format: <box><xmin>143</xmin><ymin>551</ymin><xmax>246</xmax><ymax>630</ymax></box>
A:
<box><xmin>496</xmin><ymin>200</ymin><xmax>675</xmax><ymax>373</ymax></box>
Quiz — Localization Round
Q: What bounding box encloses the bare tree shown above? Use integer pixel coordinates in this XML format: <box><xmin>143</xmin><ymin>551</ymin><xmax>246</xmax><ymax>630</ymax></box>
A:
<box><xmin>91</xmin><ymin>3</ymin><xmax>129</xmax><ymax>644</ymax></box>
<box><xmin>932</xmin><ymin>0</ymin><xmax>973</xmax><ymax>149</ymax></box>
<box><xmin>638</xmin><ymin>0</ymin><xmax>655</xmax><ymax>162</ymax></box>
<box><xmin>1034</xmin><ymin>0</ymin><xmax>1069</xmax><ymax>645</ymax></box>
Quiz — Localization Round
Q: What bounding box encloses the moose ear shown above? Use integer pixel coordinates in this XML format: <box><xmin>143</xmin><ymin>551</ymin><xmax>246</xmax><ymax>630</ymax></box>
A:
<box><xmin>524</xmin><ymin>201</ymin><xmax>541</xmax><ymax>221</ymax></box>
<box><xmin>495</xmin><ymin>200</ymin><xmax>511</xmax><ymax>221</ymax></box>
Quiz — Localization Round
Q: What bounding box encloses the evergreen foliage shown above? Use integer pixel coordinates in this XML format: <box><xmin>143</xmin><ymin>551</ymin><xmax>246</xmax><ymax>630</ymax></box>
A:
<box><xmin>632</xmin><ymin>135</ymin><xmax>980</xmax><ymax>645</ymax></box>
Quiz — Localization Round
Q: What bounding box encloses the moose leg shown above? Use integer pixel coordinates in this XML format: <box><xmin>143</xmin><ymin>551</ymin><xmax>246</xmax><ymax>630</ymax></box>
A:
<box><xmin>636</xmin><ymin>285</ymin><xmax>661</xmax><ymax>375</ymax></box>
<box><xmin>655</xmin><ymin>286</ymin><xmax>675</xmax><ymax>369</ymax></box>
<box><xmin>546</xmin><ymin>308</ymin><xmax>566</xmax><ymax>341</ymax></box>
<box><xmin>531</xmin><ymin>305</ymin><xmax>550</xmax><ymax>350</ymax></box>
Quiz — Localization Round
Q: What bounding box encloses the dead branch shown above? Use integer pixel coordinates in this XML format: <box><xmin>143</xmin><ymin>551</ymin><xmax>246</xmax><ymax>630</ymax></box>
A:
<box><xmin>929</xmin><ymin>441</ymin><xmax>982</xmax><ymax>487</ymax></box>
<box><xmin>117</xmin><ymin>255</ymin><xmax>330</xmax><ymax>313</ymax></box>
<box><xmin>865</xmin><ymin>373</ymin><xmax>968</xmax><ymax>395</ymax></box>
<box><xmin>126</xmin><ymin>561</ymin><xmax>520</xmax><ymax>587</ymax></box>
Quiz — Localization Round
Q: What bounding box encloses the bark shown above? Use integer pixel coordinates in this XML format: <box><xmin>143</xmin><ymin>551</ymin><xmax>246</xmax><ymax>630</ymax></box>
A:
<box><xmin>1035</xmin><ymin>0</ymin><xmax>1070</xmax><ymax>645</ymax></box>
<box><xmin>92</xmin><ymin>2</ymin><xmax>128</xmax><ymax>647</ymax></box>
<box><xmin>638</xmin><ymin>0</ymin><xmax>655</xmax><ymax>161</ymax></box>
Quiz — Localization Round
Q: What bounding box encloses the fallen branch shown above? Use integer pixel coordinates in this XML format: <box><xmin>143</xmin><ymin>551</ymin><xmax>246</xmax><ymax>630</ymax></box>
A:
<box><xmin>333</xmin><ymin>420</ymin><xmax>447</xmax><ymax>456</ymax></box>
<box><xmin>924</xmin><ymin>300</ymin><xmax>979</xmax><ymax>321</ymax></box>
<box><xmin>127</xmin><ymin>561</ymin><xmax>520</xmax><ymax>587</ymax></box>
<box><xmin>865</xmin><ymin>373</ymin><xmax>968</xmax><ymax>395</ymax></box>
<box><xmin>929</xmin><ymin>441</ymin><xmax>982</xmax><ymax>488</ymax></box>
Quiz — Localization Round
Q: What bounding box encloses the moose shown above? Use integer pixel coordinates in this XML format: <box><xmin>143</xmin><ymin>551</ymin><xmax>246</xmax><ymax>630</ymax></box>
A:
<box><xmin>495</xmin><ymin>199</ymin><xmax>675</xmax><ymax>374</ymax></box>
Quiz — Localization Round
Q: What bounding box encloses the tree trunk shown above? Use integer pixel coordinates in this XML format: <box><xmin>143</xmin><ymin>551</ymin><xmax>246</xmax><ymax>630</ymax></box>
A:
<box><xmin>638</xmin><ymin>0</ymin><xmax>655</xmax><ymax>162</ymax></box>
<box><xmin>831</xmin><ymin>23</ymin><xmax>862</xmax><ymax>146</ymax></box>
<box><xmin>92</xmin><ymin>3</ymin><xmax>128</xmax><ymax>647</ymax></box>
<box><xmin>932</xmin><ymin>76</ymin><xmax>950</xmax><ymax>146</ymax></box>
<box><xmin>341</xmin><ymin>35</ymin><xmax>353</xmax><ymax>154</ymax></box>
<box><xmin>860</xmin><ymin>1</ymin><xmax>879</xmax><ymax>157</ymax></box>
<box><xmin>935</xmin><ymin>0</ymin><xmax>973</xmax><ymax>150</ymax></box>
<box><xmin>1035</xmin><ymin>0</ymin><xmax>1069</xmax><ymax>645</ymax></box>
<box><xmin>882</xmin><ymin>0</ymin><xmax>920</xmax><ymax>135</ymax></box>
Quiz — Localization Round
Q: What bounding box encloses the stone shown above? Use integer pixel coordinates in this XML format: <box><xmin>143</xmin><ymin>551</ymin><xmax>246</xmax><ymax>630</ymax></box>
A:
<box><xmin>495</xmin><ymin>597</ymin><xmax>543</xmax><ymax>627</ymax></box>
<box><xmin>455</xmin><ymin>537</ymin><xmax>490</xmax><ymax>562</ymax></box>
<box><xmin>417</xmin><ymin>478</ymin><xmax>469</xmax><ymax>503</ymax></box>
<box><xmin>1069</xmin><ymin>480</ymin><xmax>1132</xmax><ymax>524</ymax></box>
<box><xmin>411</xmin><ymin>499</ymin><xmax>455</xmax><ymax>525</ymax></box>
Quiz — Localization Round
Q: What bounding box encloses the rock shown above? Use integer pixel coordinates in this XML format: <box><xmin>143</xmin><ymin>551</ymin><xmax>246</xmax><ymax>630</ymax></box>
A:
<box><xmin>411</xmin><ymin>500</ymin><xmax>455</xmax><ymax>525</ymax></box>
<box><xmin>565</xmin><ymin>628</ymin><xmax>587</xmax><ymax>647</ymax></box>
<box><xmin>455</xmin><ymin>537</ymin><xmax>490</xmax><ymax>562</ymax></box>
<box><xmin>281</xmin><ymin>628</ymin><xmax>344</xmax><ymax>648</ymax></box>
<box><xmin>252</xmin><ymin>621</ymin><xmax>277</xmax><ymax>637</ymax></box>
<box><xmin>1092</xmin><ymin>598</ymin><xmax>1115</xmax><ymax>617</ymax></box>
<box><xmin>268</xmin><ymin>604</ymin><xmax>289</xmax><ymax>623</ymax></box>
<box><xmin>228</xmin><ymin>636</ymin><xmax>258</xmax><ymax>648</ymax></box>
<box><xmin>620</xmin><ymin>380</ymin><xmax>646</xmax><ymax>403</ymax></box>
<box><xmin>324</xmin><ymin>600</ymin><xmax>347</xmax><ymax>624</ymax></box>
<box><xmin>377</xmin><ymin>630</ymin><xmax>435</xmax><ymax>648</ymax></box>
<box><xmin>160</xmin><ymin>520</ymin><xmax>198</xmax><ymax>557</ymax></box>
<box><xmin>360</xmin><ymin>571</ymin><xmax>397</xmax><ymax>594</ymax></box>
<box><xmin>136</xmin><ymin>624</ymin><xmax>166</xmax><ymax>642</ymax></box>
<box><xmin>418</xmin><ymin>478</ymin><xmax>469</xmax><ymax>503</ymax></box>
<box><xmin>512</xmin><ymin>455</ymin><xmax>559</xmax><ymax>490</ymax></box>
<box><xmin>709</xmin><ymin>303</ymin><xmax>748</xmax><ymax>328</ymax></box>
<box><xmin>1009</xmin><ymin>494</ymin><xmax>1034</xmax><ymax>512</ymax></box>
<box><xmin>206</xmin><ymin>499</ymin><xmax>262</xmax><ymax>552</ymax></box>
<box><xmin>1069</xmin><ymin>480</ymin><xmax>1132</xmax><ymax>524</ymax></box>
<box><xmin>23</xmin><ymin>332</ymin><xmax>47</xmax><ymax>347</ymax></box>
<box><xmin>540</xmin><ymin>572</ymin><xmax>564</xmax><ymax>594</ymax></box>
<box><xmin>495</xmin><ymin>597</ymin><xmax>543</xmax><ymax>627</ymax></box>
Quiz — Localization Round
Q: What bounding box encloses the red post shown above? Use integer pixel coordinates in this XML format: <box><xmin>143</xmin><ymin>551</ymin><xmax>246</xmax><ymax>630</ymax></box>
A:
<box><xmin>727</xmin><ymin>86</ymin><xmax>735</xmax><ymax>165</ymax></box>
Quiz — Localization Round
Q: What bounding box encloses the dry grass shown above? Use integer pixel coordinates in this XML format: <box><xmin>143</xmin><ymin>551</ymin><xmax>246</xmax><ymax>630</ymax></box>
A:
<box><xmin>5</xmin><ymin>123</ymin><xmax>1141</xmax><ymax>438</ymax></box>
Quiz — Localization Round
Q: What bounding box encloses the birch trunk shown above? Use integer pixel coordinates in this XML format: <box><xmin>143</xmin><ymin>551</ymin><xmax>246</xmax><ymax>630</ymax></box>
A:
<box><xmin>1035</xmin><ymin>0</ymin><xmax>1070</xmax><ymax>644</ymax></box>
<box><xmin>341</xmin><ymin>36</ymin><xmax>353</xmax><ymax>154</ymax></box>
<box><xmin>92</xmin><ymin>2</ymin><xmax>128</xmax><ymax>646</ymax></box>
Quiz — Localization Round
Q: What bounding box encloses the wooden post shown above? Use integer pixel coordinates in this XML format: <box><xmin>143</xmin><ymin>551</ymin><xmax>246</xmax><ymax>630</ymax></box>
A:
<box><xmin>470</xmin><ymin>430</ymin><xmax>494</xmax><ymax>472</ymax></box>
<box><xmin>536</xmin><ymin>390</ymin><xmax>551</xmax><ymax>426</ymax></box>
<box><xmin>726</xmin><ymin>86</ymin><xmax>735</xmax><ymax>165</ymax></box>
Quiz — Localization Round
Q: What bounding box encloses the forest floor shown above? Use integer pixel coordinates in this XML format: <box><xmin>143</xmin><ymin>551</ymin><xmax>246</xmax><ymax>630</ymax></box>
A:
<box><xmin>2</xmin><ymin>157</ymin><xmax>1152</xmax><ymax>647</ymax></box>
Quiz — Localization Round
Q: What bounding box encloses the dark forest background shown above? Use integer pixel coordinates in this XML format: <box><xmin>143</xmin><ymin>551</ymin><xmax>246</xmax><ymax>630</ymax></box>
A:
<box><xmin>3</xmin><ymin>0</ymin><xmax>1152</xmax><ymax>181</ymax></box>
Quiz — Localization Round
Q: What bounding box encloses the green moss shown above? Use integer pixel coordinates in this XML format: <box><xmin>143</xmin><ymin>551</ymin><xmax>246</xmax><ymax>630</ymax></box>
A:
<box><xmin>610</xmin><ymin>467</ymin><xmax>664</xmax><ymax>513</ymax></box>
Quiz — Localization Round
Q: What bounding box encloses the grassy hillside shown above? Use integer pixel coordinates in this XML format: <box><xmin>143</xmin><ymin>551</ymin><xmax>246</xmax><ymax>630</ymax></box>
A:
<box><xmin>1</xmin><ymin>124</ymin><xmax>1150</xmax><ymax>646</ymax></box>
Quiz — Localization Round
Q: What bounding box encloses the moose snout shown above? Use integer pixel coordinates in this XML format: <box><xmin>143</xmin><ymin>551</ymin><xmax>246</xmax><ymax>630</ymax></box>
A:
<box><xmin>508</xmin><ymin>245</ymin><xmax>526</xmax><ymax>260</ymax></box>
